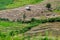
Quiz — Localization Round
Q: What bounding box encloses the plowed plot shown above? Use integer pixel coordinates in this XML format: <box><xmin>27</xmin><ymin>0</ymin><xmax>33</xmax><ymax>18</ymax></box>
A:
<box><xmin>25</xmin><ymin>22</ymin><xmax>60</xmax><ymax>36</ymax></box>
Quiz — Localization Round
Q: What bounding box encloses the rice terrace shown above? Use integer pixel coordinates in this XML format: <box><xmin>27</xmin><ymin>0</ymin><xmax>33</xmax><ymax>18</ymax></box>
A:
<box><xmin>0</xmin><ymin>0</ymin><xmax>60</xmax><ymax>40</ymax></box>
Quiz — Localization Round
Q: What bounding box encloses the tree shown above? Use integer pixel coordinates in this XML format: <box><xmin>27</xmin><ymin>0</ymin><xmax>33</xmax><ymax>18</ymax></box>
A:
<box><xmin>46</xmin><ymin>3</ymin><xmax>51</xmax><ymax>10</ymax></box>
<box><xmin>23</xmin><ymin>13</ymin><xmax>26</xmax><ymax>23</ymax></box>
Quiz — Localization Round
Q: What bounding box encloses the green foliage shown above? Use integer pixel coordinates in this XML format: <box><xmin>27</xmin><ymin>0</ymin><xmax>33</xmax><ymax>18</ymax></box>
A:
<box><xmin>9</xmin><ymin>31</ymin><xmax>15</xmax><ymax>36</ymax></box>
<box><xmin>1</xmin><ymin>17</ymin><xmax>60</xmax><ymax>34</ymax></box>
<box><xmin>0</xmin><ymin>0</ymin><xmax>43</xmax><ymax>10</ymax></box>
<box><xmin>39</xmin><ymin>17</ymin><xmax>60</xmax><ymax>23</ymax></box>
<box><xmin>0</xmin><ymin>28</ymin><xmax>59</xmax><ymax>40</ymax></box>
<box><xmin>46</xmin><ymin>3</ymin><xmax>51</xmax><ymax>10</ymax></box>
<box><xmin>22</xmin><ymin>13</ymin><xmax>26</xmax><ymax>23</ymax></box>
<box><xmin>47</xmin><ymin>17</ymin><xmax>60</xmax><ymax>22</ymax></box>
<box><xmin>15</xmin><ymin>17</ymin><xmax>60</xmax><ymax>33</ymax></box>
<box><xmin>46</xmin><ymin>3</ymin><xmax>51</xmax><ymax>8</ymax></box>
<box><xmin>47</xmin><ymin>18</ymin><xmax>55</xmax><ymax>22</ymax></box>
<box><xmin>43</xmin><ymin>37</ymin><xmax>48</xmax><ymax>40</ymax></box>
<box><xmin>0</xmin><ymin>17</ymin><xmax>60</xmax><ymax>40</ymax></box>
<box><xmin>0</xmin><ymin>18</ymin><xmax>9</xmax><ymax>21</ymax></box>
<box><xmin>53</xmin><ymin>6</ymin><xmax>60</xmax><ymax>13</ymax></box>
<box><xmin>31</xmin><ymin>18</ymin><xmax>36</xmax><ymax>22</ymax></box>
<box><xmin>56</xmin><ymin>6</ymin><xmax>60</xmax><ymax>11</ymax></box>
<box><xmin>0</xmin><ymin>0</ymin><xmax>13</xmax><ymax>10</ymax></box>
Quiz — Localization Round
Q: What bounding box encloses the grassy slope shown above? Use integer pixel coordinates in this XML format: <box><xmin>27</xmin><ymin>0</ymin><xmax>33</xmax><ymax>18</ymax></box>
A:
<box><xmin>0</xmin><ymin>20</ymin><xmax>40</xmax><ymax>34</ymax></box>
<box><xmin>0</xmin><ymin>0</ymin><xmax>43</xmax><ymax>9</ymax></box>
<box><xmin>0</xmin><ymin>17</ymin><xmax>60</xmax><ymax>40</ymax></box>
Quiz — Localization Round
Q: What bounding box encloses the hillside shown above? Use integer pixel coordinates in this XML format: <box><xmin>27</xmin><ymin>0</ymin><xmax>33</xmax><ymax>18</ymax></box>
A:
<box><xmin>26</xmin><ymin>22</ymin><xmax>60</xmax><ymax>36</ymax></box>
<box><xmin>0</xmin><ymin>0</ymin><xmax>60</xmax><ymax>40</ymax></box>
<box><xmin>0</xmin><ymin>0</ymin><xmax>43</xmax><ymax>9</ymax></box>
<box><xmin>0</xmin><ymin>0</ymin><xmax>60</xmax><ymax>21</ymax></box>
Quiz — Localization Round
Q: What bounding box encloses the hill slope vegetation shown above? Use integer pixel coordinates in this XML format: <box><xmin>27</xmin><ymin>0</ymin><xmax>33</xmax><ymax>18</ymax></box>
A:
<box><xmin>0</xmin><ymin>0</ymin><xmax>43</xmax><ymax>9</ymax></box>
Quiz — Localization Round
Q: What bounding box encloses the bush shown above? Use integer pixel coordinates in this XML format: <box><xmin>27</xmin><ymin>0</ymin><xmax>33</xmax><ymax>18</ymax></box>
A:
<box><xmin>43</xmin><ymin>37</ymin><xmax>48</xmax><ymax>40</ymax></box>
<box><xmin>21</xmin><ymin>27</ymin><xmax>31</xmax><ymax>33</ymax></box>
<box><xmin>0</xmin><ymin>32</ymin><xmax>6</xmax><ymax>38</ymax></box>
<box><xmin>47</xmin><ymin>18</ymin><xmax>55</xmax><ymax>22</ymax></box>
<box><xmin>46</xmin><ymin>3</ymin><xmax>51</xmax><ymax>10</ymax></box>
<box><xmin>22</xmin><ymin>18</ymin><xmax>37</xmax><ymax>23</ymax></box>
<box><xmin>22</xmin><ymin>21</ymin><xmax>31</xmax><ymax>23</ymax></box>
<box><xmin>55</xmin><ymin>17</ymin><xmax>60</xmax><ymax>22</ymax></box>
<box><xmin>31</xmin><ymin>18</ymin><xmax>36</xmax><ymax>22</ymax></box>
<box><xmin>41</xmin><ymin>19</ymin><xmax>48</xmax><ymax>23</ymax></box>
<box><xmin>0</xmin><ymin>18</ymin><xmax>9</xmax><ymax>21</ymax></box>
<box><xmin>47</xmin><ymin>17</ymin><xmax>60</xmax><ymax>22</ymax></box>
<box><xmin>9</xmin><ymin>31</ymin><xmax>15</xmax><ymax>36</ymax></box>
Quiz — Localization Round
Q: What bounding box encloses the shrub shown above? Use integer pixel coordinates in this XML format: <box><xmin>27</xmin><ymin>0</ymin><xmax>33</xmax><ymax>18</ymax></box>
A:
<box><xmin>48</xmin><ymin>17</ymin><xmax>60</xmax><ymax>22</ymax></box>
<box><xmin>46</xmin><ymin>3</ymin><xmax>51</xmax><ymax>10</ymax></box>
<box><xmin>56</xmin><ymin>6</ymin><xmax>60</xmax><ymax>11</ymax></box>
<box><xmin>17</xmin><ymin>19</ymin><xmax>22</xmax><ymax>23</ymax></box>
<box><xmin>22</xmin><ymin>21</ymin><xmax>31</xmax><ymax>23</ymax></box>
<box><xmin>0</xmin><ymin>18</ymin><xmax>9</xmax><ymax>21</ymax></box>
<box><xmin>9</xmin><ymin>31</ymin><xmax>15</xmax><ymax>36</ymax></box>
<box><xmin>0</xmin><ymin>32</ymin><xmax>6</xmax><ymax>38</ymax></box>
<box><xmin>31</xmin><ymin>18</ymin><xmax>36</xmax><ymax>22</ymax></box>
<box><xmin>55</xmin><ymin>17</ymin><xmax>60</xmax><ymax>22</ymax></box>
<box><xmin>41</xmin><ymin>19</ymin><xmax>48</xmax><ymax>23</ymax></box>
<box><xmin>43</xmin><ymin>37</ymin><xmax>48</xmax><ymax>40</ymax></box>
<box><xmin>23</xmin><ymin>13</ymin><xmax>26</xmax><ymax>23</ymax></box>
<box><xmin>47</xmin><ymin>18</ymin><xmax>55</xmax><ymax>22</ymax></box>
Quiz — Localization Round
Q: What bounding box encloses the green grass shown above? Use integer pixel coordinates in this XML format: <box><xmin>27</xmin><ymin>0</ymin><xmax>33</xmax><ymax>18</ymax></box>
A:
<box><xmin>53</xmin><ymin>6</ymin><xmax>60</xmax><ymax>13</ymax></box>
<box><xmin>0</xmin><ymin>20</ymin><xmax>40</xmax><ymax>40</ymax></box>
<box><xmin>54</xmin><ymin>9</ymin><xmax>60</xmax><ymax>13</ymax></box>
<box><xmin>0</xmin><ymin>17</ymin><xmax>60</xmax><ymax>40</ymax></box>
<box><xmin>0</xmin><ymin>32</ymin><xmax>59</xmax><ymax>40</ymax></box>
<box><xmin>0</xmin><ymin>17</ymin><xmax>60</xmax><ymax>34</ymax></box>
<box><xmin>0</xmin><ymin>0</ymin><xmax>43</xmax><ymax>10</ymax></box>
<box><xmin>0</xmin><ymin>20</ymin><xmax>40</xmax><ymax>34</ymax></box>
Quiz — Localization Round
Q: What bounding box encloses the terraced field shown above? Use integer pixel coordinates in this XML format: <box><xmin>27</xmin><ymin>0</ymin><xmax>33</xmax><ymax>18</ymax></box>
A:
<box><xmin>0</xmin><ymin>0</ymin><xmax>60</xmax><ymax>40</ymax></box>
<box><xmin>26</xmin><ymin>22</ymin><xmax>60</xmax><ymax>36</ymax></box>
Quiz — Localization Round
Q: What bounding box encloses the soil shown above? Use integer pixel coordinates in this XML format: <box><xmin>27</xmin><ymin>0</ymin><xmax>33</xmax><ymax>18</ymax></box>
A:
<box><xmin>25</xmin><ymin>22</ymin><xmax>60</xmax><ymax>36</ymax></box>
<box><xmin>0</xmin><ymin>0</ymin><xmax>60</xmax><ymax>21</ymax></box>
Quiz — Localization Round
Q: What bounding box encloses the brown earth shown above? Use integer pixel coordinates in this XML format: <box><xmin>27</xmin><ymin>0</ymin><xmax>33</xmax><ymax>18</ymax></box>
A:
<box><xmin>25</xmin><ymin>22</ymin><xmax>60</xmax><ymax>36</ymax></box>
<box><xmin>0</xmin><ymin>0</ymin><xmax>60</xmax><ymax>21</ymax></box>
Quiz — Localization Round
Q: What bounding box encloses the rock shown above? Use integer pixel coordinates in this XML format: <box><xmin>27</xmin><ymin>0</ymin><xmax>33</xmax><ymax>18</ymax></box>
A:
<box><xmin>25</xmin><ymin>6</ymin><xmax>31</xmax><ymax>11</ymax></box>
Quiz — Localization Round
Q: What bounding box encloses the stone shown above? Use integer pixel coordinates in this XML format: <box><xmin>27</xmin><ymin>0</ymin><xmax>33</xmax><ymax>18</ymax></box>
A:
<box><xmin>25</xmin><ymin>6</ymin><xmax>31</xmax><ymax>11</ymax></box>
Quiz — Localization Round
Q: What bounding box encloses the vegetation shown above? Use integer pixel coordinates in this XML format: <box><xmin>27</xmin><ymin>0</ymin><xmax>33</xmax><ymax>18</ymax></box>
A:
<box><xmin>0</xmin><ymin>0</ymin><xmax>43</xmax><ymax>10</ymax></box>
<box><xmin>22</xmin><ymin>13</ymin><xmax>26</xmax><ymax>23</ymax></box>
<box><xmin>53</xmin><ymin>6</ymin><xmax>60</xmax><ymax>13</ymax></box>
<box><xmin>0</xmin><ymin>0</ymin><xmax>60</xmax><ymax>40</ymax></box>
<box><xmin>46</xmin><ymin>3</ymin><xmax>51</xmax><ymax>11</ymax></box>
<box><xmin>0</xmin><ymin>31</ymin><xmax>59</xmax><ymax>40</ymax></box>
<box><xmin>0</xmin><ymin>18</ymin><xmax>9</xmax><ymax>21</ymax></box>
<box><xmin>0</xmin><ymin>17</ymin><xmax>60</xmax><ymax>33</ymax></box>
<box><xmin>0</xmin><ymin>17</ymin><xmax>60</xmax><ymax>40</ymax></box>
